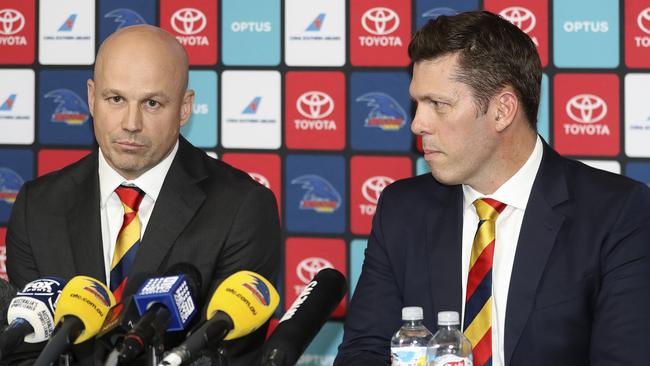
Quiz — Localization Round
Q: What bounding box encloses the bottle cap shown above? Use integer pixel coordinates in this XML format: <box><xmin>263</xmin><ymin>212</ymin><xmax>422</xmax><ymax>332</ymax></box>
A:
<box><xmin>402</xmin><ymin>306</ymin><xmax>423</xmax><ymax>321</ymax></box>
<box><xmin>437</xmin><ymin>311</ymin><xmax>460</xmax><ymax>325</ymax></box>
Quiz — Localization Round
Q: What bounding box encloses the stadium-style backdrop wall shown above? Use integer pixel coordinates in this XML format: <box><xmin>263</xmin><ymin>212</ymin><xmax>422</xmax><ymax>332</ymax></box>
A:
<box><xmin>1</xmin><ymin>0</ymin><xmax>650</xmax><ymax>364</ymax></box>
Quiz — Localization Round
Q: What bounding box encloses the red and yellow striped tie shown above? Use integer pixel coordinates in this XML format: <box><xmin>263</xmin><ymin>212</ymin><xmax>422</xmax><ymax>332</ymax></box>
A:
<box><xmin>463</xmin><ymin>198</ymin><xmax>506</xmax><ymax>366</ymax></box>
<box><xmin>110</xmin><ymin>185</ymin><xmax>144</xmax><ymax>302</ymax></box>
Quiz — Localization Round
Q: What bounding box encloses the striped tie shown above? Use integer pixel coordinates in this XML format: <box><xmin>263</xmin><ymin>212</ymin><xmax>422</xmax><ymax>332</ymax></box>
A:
<box><xmin>110</xmin><ymin>185</ymin><xmax>144</xmax><ymax>302</ymax></box>
<box><xmin>463</xmin><ymin>198</ymin><xmax>506</xmax><ymax>366</ymax></box>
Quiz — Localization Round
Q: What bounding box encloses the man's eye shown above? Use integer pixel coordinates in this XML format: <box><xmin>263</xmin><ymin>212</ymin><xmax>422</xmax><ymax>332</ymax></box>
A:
<box><xmin>146</xmin><ymin>100</ymin><xmax>159</xmax><ymax>108</ymax></box>
<box><xmin>110</xmin><ymin>96</ymin><xmax>122</xmax><ymax>103</ymax></box>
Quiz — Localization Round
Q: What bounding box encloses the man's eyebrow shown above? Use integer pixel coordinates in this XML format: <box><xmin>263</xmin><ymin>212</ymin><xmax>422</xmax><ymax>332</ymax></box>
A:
<box><xmin>100</xmin><ymin>89</ymin><xmax>171</xmax><ymax>103</ymax></box>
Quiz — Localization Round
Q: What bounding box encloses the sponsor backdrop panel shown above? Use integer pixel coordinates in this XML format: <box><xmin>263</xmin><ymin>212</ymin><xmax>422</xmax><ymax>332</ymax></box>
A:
<box><xmin>0</xmin><ymin>0</ymin><xmax>36</xmax><ymax>64</ymax></box>
<box><xmin>0</xmin><ymin>2</ymin><xmax>649</xmax><ymax>365</ymax></box>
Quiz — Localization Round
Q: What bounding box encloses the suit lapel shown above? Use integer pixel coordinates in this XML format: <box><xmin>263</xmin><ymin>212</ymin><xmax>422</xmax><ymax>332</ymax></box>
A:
<box><xmin>67</xmin><ymin>153</ymin><xmax>106</xmax><ymax>283</ymax></box>
<box><xmin>504</xmin><ymin>144</ymin><xmax>568</xmax><ymax>365</ymax></box>
<box><xmin>426</xmin><ymin>183</ymin><xmax>464</xmax><ymax>316</ymax></box>
<box><xmin>126</xmin><ymin>139</ymin><xmax>207</xmax><ymax>294</ymax></box>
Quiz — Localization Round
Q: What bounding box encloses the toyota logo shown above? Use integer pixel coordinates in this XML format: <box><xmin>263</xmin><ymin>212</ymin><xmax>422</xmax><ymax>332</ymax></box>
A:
<box><xmin>170</xmin><ymin>8</ymin><xmax>206</xmax><ymax>35</ymax></box>
<box><xmin>499</xmin><ymin>6</ymin><xmax>536</xmax><ymax>34</ymax></box>
<box><xmin>361</xmin><ymin>7</ymin><xmax>400</xmax><ymax>35</ymax></box>
<box><xmin>362</xmin><ymin>176</ymin><xmax>394</xmax><ymax>204</ymax></box>
<box><xmin>566</xmin><ymin>94</ymin><xmax>608</xmax><ymax>124</ymax></box>
<box><xmin>296</xmin><ymin>257</ymin><xmax>333</xmax><ymax>284</ymax></box>
<box><xmin>0</xmin><ymin>9</ymin><xmax>25</xmax><ymax>35</ymax></box>
<box><xmin>296</xmin><ymin>91</ymin><xmax>334</xmax><ymax>119</ymax></box>
<box><xmin>637</xmin><ymin>7</ymin><xmax>650</xmax><ymax>35</ymax></box>
<box><xmin>248</xmin><ymin>172</ymin><xmax>270</xmax><ymax>189</ymax></box>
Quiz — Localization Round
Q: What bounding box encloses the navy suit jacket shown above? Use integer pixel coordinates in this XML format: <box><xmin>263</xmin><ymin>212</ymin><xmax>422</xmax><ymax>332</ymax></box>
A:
<box><xmin>335</xmin><ymin>143</ymin><xmax>650</xmax><ymax>366</ymax></box>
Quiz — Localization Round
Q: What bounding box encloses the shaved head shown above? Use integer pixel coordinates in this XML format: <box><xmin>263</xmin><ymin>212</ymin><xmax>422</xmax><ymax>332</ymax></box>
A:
<box><xmin>94</xmin><ymin>25</ymin><xmax>189</xmax><ymax>96</ymax></box>
<box><xmin>87</xmin><ymin>25</ymin><xmax>194</xmax><ymax>180</ymax></box>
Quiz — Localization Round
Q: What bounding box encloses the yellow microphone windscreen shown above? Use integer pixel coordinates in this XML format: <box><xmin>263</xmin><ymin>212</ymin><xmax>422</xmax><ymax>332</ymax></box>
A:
<box><xmin>53</xmin><ymin>275</ymin><xmax>116</xmax><ymax>343</ymax></box>
<box><xmin>206</xmin><ymin>271</ymin><xmax>279</xmax><ymax>340</ymax></box>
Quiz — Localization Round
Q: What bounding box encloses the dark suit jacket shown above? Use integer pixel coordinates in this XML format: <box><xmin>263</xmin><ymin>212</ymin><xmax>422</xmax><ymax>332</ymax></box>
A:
<box><xmin>5</xmin><ymin>137</ymin><xmax>281</xmax><ymax>365</ymax></box>
<box><xmin>335</xmin><ymin>143</ymin><xmax>650</xmax><ymax>366</ymax></box>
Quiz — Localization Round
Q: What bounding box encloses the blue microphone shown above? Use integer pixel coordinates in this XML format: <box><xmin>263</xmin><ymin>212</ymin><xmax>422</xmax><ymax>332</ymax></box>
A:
<box><xmin>116</xmin><ymin>263</ymin><xmax>201</xmax><ymax>363</ymax></box>
<box><xmin>0</xmin><ymin>277</ymin><xmax>66</xmax><ymax>360</ymax></box>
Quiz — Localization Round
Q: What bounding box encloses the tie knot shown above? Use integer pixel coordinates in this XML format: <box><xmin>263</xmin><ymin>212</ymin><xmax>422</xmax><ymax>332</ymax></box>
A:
<box><xmin>115</xmin><ymin>185</ymin><xmax>144</xmax><ymax>211</ymax></box>
<box><xmin>473</xmin><ymin>198</ymin><xmax>506</xmax><ymax>221</ymax></box>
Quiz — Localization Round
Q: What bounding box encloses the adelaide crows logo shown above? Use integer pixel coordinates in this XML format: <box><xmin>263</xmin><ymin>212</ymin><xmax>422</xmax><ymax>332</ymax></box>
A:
<box><xmin>0</xmin><ymin>167</ymin><xmax>24</xmax><ymax>204</ymax></box>
<box><xmin>291</xmin><ymin>175</ymin><xmax>341</xmax><ymax>213</ymax></box>
<box><xmin>44</xmin><ymin>89</ymin><xmax>90</xmax><ymax>126</ymax></box>
<box><xmin>356</xmin><ymin>92</ymin><xmax>406</xmax><ymax>131</ymax></box>
<box><xmin>105</xmin><ymin>9</ymin><xmax>147</xmax><ymax>30</ymax></box>
<box><xmin>84</xmin><ymin>281</ymin><xmax>111</xmax><ymax>307</ymax></box>
<box><xmin>243</xmin><ymin>275</ymin><xmax>271</xmax><ymax>306</ymax></box>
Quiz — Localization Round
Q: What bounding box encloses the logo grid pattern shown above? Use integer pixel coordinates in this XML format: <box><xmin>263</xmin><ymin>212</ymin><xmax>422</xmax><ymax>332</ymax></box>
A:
<box><xmin>0</xmin><ymin>2</ymin><xmax>649</xmax><ymax>364</ymax></box>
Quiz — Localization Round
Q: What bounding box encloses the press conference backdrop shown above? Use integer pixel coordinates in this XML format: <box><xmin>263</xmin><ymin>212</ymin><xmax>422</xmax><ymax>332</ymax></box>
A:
<box><xmin>1</xmin><ymin>0</ymin><xmax>650</xmax><ymax>364</ymax></box>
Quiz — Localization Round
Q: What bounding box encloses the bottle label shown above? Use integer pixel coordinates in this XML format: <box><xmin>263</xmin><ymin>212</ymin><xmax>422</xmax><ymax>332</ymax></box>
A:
<box><xmin>391</xmin><ymin>346</ymin><xmax>428</xmax><ymax>366</ymax></box>
<box><xmin>432</xmin><ymin>355</ymin><xmax>473</xmax><ymax>366</ymax></box>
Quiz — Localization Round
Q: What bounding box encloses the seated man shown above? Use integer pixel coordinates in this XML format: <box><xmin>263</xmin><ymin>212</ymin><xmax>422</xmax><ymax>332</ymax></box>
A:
<box><xmin>335</xmin><ymin>11</ymin><xmax>650</xmax><ymax>366</ymax></box>
<box><xmin>6</xmin><ymin>25</ymin><xmax>280</xmax><ymax>365</ymax></box>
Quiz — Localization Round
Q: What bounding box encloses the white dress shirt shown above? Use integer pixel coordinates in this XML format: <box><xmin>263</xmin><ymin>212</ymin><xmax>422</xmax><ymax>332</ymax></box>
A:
<box><xmin>460</xmin><ymin>135</ymin><xmax>543</xmax><ymax>366</ymax></box>
<box><xmin>98</xmin><ymin>141</ymin><xmax>179</xmax><ymax>286</ymax></box>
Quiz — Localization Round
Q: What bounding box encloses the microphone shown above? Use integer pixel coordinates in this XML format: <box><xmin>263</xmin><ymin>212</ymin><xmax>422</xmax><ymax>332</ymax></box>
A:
<box><xmin>0</xmin><ymin>277</ymin><xmax>64</xmax><ymax>360</ymax></box>
<box><xmin>95</xmin><ymin>271</ymin><xmax>155</xmax><ymax>348</ymax></box>
<box><xmin>0</xmin><ymin>278</ymin><xmax>18</xmax><ymax>326</ymax></box>
<box><xmin>260</xmin><ymin>268</ymin><xmax>347</xmax><ymax>366</ymax></box>
<box><xmin>115</xmin><ymin>263</ymin><xmax>202</xmax><ymax>363</ymax></box>
<box><xmin>33</xmin><ymin>275</ymin><xmax>116</xmax><ymax>366</ymax></box>
<box><xmin>158</xmin><ymin>270</ymin><xmax>280</xmax><ymax>366</ymax></box>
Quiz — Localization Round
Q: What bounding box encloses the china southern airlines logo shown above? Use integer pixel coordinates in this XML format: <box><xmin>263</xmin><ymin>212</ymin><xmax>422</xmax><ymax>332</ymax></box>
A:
<box><xmin>58</xmin><ymin>14</ymin><xmax>77</xmax><ymax>32</ymax></box>
<box><xmin>0</xmin><ymin>167</ymin><xmax>24</xmax><ymax>204</ymax></box>
<box><xmin>356</xmin><ymin>92</ymin><xmax>406</xmax><ymax>131</ymax></box>
<box><xmin>44</xmin><ymin>89</ymin><xmax>90</xmax><ymax>126</ymax></box>
<box><xmin>105</xmin><ymin>8</ymin><xmax>147</xmax><ymax>30</ymax></box>
<box><xmin>291</xmin><ymin>175</ymin><xmax>341</xmax><ymax>213</ymax></box>
<box><xmin>242</xmin><ymin>96</ymin><xmax>261</xmax><ymax>114</ymax></box>
<box><xmin>0</xmin><ymin>94</ymin><xmax>16</xmax><ymax>111</ymax></box>
<box><xmin>306</xmin><ymin>13</ymin><xmax>325</xmax><ymax>32</ymax></box>
<box><xmin>421</xmin><ymin>7</ymin><xmax>458</xmax><ymax>20</ymax></box>
<box><xmin>243</xmin><ymin>275</ymin><xmax>271</xmax><ymax>306</ymax></box>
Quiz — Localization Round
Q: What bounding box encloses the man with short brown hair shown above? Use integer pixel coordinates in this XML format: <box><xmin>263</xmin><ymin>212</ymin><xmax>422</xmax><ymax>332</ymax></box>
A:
<box><xmin>336</xmin><ymin>11</ymin><xmax>650</xmax><ymax>366</ymax></box>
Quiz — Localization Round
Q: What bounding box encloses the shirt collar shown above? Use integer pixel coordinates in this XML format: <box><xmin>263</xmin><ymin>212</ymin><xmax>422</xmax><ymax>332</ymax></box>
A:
<box><xmin>463</xmin><ymin>135</ymin><xmax>543</xmax><ymax>211</ymax></box>
<box><xmin>98</xmin><ymin>140</ymin><xmax>179</xmax><ymax>207</ymax></box>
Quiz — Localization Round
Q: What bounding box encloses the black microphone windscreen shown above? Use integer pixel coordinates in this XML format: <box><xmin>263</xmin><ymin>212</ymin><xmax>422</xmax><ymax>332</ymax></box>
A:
<box><xmin>0</xmin><ymin>279</ymin><xmax>18</xmax><ymax>326</ymax></box>
<box><xmin>261</xmin><ymin>268</ymin><xmax>346</xmax><ymax>366</ymax></box>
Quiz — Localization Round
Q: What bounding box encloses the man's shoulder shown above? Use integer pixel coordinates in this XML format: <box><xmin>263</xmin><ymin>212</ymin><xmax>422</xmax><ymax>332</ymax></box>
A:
<box><xmin>21</xmin><ymin>151</ymin><xmax>97</xmax><ymax>196</ymax></box>
<box><xmin>380</xmin><ymin>173</ymin><xmax>458</xmax><ymax>209</ymax></box>
<box><xmin>177</xmin><ymin>140</ymin><xmax>270</xmax><ymax>196</ymax></box>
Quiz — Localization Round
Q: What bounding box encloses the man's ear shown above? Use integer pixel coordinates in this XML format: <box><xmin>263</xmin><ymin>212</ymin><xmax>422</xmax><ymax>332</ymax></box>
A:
<box><xmin>179</xmin><ymin>89</ymin><xmax>195</xmax><ymax>127</ymax></box>
<box><xmin>493</xmin><ymin>89</ymin><xmax>518</xmax><ymax>132</ymax></box>
<box><xmin>87</xmin><ymin>79</ymin><xmax>95</xmax><ymax>117</ymax></box>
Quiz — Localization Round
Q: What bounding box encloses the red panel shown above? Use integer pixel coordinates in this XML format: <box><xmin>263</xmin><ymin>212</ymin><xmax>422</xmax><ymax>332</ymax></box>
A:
<box><xmin>0</xmin><ymin>0</ymin><xmax>36</xmax><ymax>64</ymax></box>
<box><xmin>553</xmin><ymin>74</ymin><xmax>619</xmax><ymax>156</ymax></box>
<box><xmin>37</xmin><ymin>149</ymin><xmax>91</xmax><ymax>177</ymax></box>
<box><xmin>285</xmin><ymin>71</ymin><xmax>346</xmax><ymax>150</ymax></box>
<box><xmin>350</xmin><ymin>156</ymin><xmax>412</xmax><ymax>235</ymax></box>
<box><xmin>160</xmin><ymin>0</ymin><xmax>218</xmax><ymax>65</ymax></box>
<box><xmin>284</xmin><ymin>237</ymin><xmax>347</xmax><ymax>317</ymax></box>
<box><xmin>350</xmin><ymin>0</ymin><xmax>411</xmax><ymax>66</ymax></box>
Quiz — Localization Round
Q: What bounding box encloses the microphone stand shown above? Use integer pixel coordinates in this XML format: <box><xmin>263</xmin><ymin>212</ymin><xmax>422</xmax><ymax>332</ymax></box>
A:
<box><xmin>145</xmin><ymin>332</ymin><xmax>164</xmax><ymax>366</ymax></box>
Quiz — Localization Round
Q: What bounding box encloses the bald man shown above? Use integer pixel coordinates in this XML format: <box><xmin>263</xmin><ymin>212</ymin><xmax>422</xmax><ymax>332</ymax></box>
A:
<box><xmin>6</xmin><ymin>25</ymin><xmax>280</xmax><ymax>365</ymax></box>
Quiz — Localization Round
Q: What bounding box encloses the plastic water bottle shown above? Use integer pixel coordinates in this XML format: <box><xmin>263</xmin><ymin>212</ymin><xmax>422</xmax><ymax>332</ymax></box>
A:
<box><xmin>428</xmin><ymin>311</ymin><xmax>473</xmax><ymax>366</ymax></box>
<box><xmin>391</xmin><ymin>306</ymin><xmax>433</xmax><ymax>366</ymax></box>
